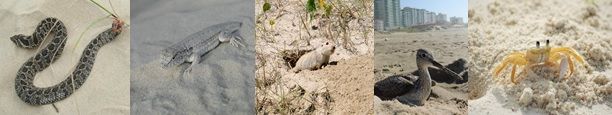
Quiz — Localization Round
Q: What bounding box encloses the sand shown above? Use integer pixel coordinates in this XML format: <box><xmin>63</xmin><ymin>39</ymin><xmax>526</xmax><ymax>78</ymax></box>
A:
<box><xmin>468</xmin><ymin>0</ymin><xmax>612</xmax><ymax>114</ymax></box>
<box><xmin>129</xmin><ymin>0</ymin><xmax>255</xmax><ymax>114</ymax></box>
<box><xmin>373</xmin><ymin>27</ymin><xmax>469</xmax><ymax>114</ymax></box>
<box><xmin>0</xmin><ymin>0</ymin><xmax>130</xmax><ymax>114</ymax></box>
<box><xmin>255</xmin><ymin>0</ymin><xmax>374</xmax><ymax>114</ymax></box>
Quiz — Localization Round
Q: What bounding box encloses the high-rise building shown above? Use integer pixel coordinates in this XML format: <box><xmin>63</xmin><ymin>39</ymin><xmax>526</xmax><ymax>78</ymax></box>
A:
<box><xmin>436</xmin><ymin>13</ymin><xmax>447</xmax><ymax>24</ymax></box>
<box><xmin>392</xmin><ymin>0</ymin><xmax>400</xmax><ymax>29</ymax></box>
<box><xmin>427</xmin><ymin>12</ymin><xmax>437</xmax><ymax>24</ymax></box>
<box><xmin>375</xmin><ymin>1</ymin><xmax>450</xmax><ymax>30</ymax></box>
<box><xmin>374</xmin><ymin>0</ymin><xmax>385</xmax><ymax>31</ymax></box>
<box><xmin>374</xmin><ymin>20</ymin><xmax>384</xmax><ymax>31</ymax></box>
<box><xmin>410</xmin><ymin>8</ymin><xmax>418</xmax><ymax>26</ymax></box>
<box><xmin>424</xmin><ymin>11</ymin><xmax>430</xmax><ymax>24</ymax></box>
<box><xmin>374</xmin><ymin>0</ymin><xmax>401</xmax><ymax>30</ymax></box>
<box><xmin>417</xmin><ymin>9</ymin><xmax>425</xmax><ymax>25</ymax></box>
<box><xmin>450</xmin><ymin>16</ymin><xmax>464</xmax><ymax>25</ymax></box>
<box><xmin>401</xmin><ymin>7</ymin><xmax>414</xmax><ymax>27</ymax></box>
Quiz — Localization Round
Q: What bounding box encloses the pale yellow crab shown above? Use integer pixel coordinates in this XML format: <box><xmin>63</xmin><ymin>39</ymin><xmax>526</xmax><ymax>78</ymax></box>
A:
<box><xmin>492</xmin><ymin>40</ymin><xmax>587</xmax><ymax>83</ymax></box>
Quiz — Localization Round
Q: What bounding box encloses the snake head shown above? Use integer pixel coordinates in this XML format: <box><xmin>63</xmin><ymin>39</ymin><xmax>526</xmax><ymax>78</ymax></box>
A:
<box><xmin>111</xmin><ymin>18</ymin><xmax>124</xmax><ymax>33</ymax></box>
<box><xmin>10</xmin><ymin>34</ymin><xmax>29</xmax><ymax>48</ymax></box>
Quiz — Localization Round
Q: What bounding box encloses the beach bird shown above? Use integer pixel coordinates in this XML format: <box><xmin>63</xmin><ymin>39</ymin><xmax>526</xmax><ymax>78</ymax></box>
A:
<box><xmin>374</xmin><ymin>49</ymin><xmax>463</xmax><ymax>106</ymax></box>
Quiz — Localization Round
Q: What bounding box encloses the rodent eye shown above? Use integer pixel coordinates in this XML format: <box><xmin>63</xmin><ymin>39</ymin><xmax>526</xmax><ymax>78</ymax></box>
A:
<box><xmin>326</xmin><ymin>42</ymin><xmax>329</xmax><ymax>45</ymax></box>
<box><xmin>546</xmin><ymin>39</ymin><xmax>550</xmax><ymax>46</ymax></box>
<box><xmin>536</xmin><ymin>41</ymin><xmax>540</xmax><ymax>48</ymax></box>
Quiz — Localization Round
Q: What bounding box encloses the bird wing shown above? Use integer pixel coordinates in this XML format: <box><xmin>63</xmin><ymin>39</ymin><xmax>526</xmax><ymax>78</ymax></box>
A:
<box><xmin>410</xmin><ymin>58</ymin><xmax>468</xmax><ymax>84</ymax></box>
<box><xmin>374</xmin><ymin>74</ymin><xmax>415</xmax><ymax>100</ymax></box>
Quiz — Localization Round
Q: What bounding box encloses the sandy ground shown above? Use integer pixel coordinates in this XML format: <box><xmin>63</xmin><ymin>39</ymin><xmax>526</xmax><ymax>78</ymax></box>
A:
<box><xmin>255</xmin><ymin>0</ymin><xmax>374</xmax><ymax>114</ymax></box>
<box><xmin>0</xmin><ymin>0</ymin><xmax>130</xmax><ymax>114</ymax></box>
<box><xmin>129</xmin><ymin>0</ymin><xmax>255</xmax><ymax>114</ymax></box>
<box><xmin>468</xmin><ymin>0</ymin><xmax>612</xmax><ymax>114</ymax></box>
<box><xmin>374</xmin><ymin>27</ymin><xmax>469</xmax><ymax>114</ymax></box>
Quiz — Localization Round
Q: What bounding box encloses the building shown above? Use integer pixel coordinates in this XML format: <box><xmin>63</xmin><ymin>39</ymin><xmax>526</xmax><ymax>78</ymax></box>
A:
<box><xmin>436</xmin><ymin>13</ymin><xmax>447</xmax><ymax>24</ymax></box>
<box><xmin>450</xmin><ymin>16</ymin><xmax>464</xmax><ymax>25</ymax></box>
<box><xmin>392</xmin><ymin>0</ymin><xmax>400</xmax><ymax>29</ymax></box>
<box><xmin>401</xmin><ymin>7</ymin><xmax>416</xmax><ymax>27</ymax></box>
<box><xmin>374</xmin><ymin>20</ymin><xmax>384</xmax><ymax>31</ymax></box>
<box><xmin>428</xmin><ymin>12</ymin><xmax>436</xmax><ymax>24</ymax></box>
<box><xmin>374</xmin><ymin>0</ymin><xmax>401</xmax><ymax>30</ymax></box>
<box><xmin>375</xmin><ymin>1</ymin><xmax>450</xmax><ymax>30</ymax></box>
<box><xmin>423</xmin><ymin>11</ymin><xmax>430</xmax><ymax>24</ymax></box>
<box><xmin>416</xmin><ymin>8</ymin><xmax>425</xmax><ymax>25</ymax></box>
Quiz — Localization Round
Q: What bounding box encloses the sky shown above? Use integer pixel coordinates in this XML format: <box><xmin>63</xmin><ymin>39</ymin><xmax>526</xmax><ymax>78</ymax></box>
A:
<box><xmin>400</xmin><ymin>0</ymin><xmax>468</xmax><ymax>20</ymax></box>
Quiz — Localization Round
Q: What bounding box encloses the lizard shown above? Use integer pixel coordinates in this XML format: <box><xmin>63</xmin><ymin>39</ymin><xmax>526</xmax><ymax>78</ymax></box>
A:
<box><xmin>160</xmin><ymin>21</ymin><xmax>244</xmax><ymax>73</ymax></box>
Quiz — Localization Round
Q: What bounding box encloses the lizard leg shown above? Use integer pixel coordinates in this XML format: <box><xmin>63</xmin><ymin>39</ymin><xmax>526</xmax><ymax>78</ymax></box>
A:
<box><xmin>228</xmin><ymin>30</ymin><xmax>245</xmax><ymax>48</ymax></box>
<box><xmin>218</xmin><ymin>30</ymin><xmax>245</xmax><ymax>48</ymax></box>
<box><xmin>184</xmin><ymin>54</ymin><xmax>200</xmax><ymax>75</ymax></box>
<box><xmin>184</xmin><ymin>40</ymin><xmax>221</xmax><ymax>74</ymax></box>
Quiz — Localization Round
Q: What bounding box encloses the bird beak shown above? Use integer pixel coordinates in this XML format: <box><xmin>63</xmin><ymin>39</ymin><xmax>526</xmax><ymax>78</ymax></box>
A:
<box><xmin>430</xmin><ymin>58</ymin><xmax>464</xmax><ymax>81</ymax></box>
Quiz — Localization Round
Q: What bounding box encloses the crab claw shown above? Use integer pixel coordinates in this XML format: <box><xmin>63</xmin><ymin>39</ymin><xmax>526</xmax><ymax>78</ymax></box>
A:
<box><xmin>559</xmin><ymin>56</ymin><xmax>569</xmax><ymax>79</ymax></box>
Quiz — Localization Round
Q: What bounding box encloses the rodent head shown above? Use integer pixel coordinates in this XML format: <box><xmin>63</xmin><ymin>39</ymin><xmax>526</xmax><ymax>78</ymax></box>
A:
<box><xmin>319</xmin><ymin>42</ymin><xmax>336</xmax><ymax>56</ymax></box>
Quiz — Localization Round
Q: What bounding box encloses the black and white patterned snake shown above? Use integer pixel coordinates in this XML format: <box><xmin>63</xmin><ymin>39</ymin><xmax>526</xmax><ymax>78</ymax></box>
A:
<box><xmin>10</xmin><ymin>17</ymin><xmax>123</xmax><ymax>105</ymax></box>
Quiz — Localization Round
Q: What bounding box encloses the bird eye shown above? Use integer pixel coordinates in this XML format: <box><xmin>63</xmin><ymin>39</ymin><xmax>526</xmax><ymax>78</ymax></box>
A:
<box><xmin>420</xmin><ymin>53</ymin><xmax>427</xmax><ymax>58</ymax></box>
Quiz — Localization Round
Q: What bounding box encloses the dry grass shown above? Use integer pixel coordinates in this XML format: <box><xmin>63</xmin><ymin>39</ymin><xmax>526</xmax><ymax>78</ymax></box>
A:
<box><xmin>255</xmin><ymin>0</ymin><xmax>372</xmax><ymax>114</ymax></box>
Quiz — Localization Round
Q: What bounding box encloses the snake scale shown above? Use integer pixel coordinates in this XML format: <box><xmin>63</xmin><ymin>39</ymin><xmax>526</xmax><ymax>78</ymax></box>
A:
<box><xmin>10</xmin><ymin>17</ymin><xmax>123</xmax><ymax>105</ymax></box>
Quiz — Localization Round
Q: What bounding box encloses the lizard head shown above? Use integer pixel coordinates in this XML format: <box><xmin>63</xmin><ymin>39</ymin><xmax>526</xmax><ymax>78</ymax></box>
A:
<box><xmin>160</xmin><ymin>48</ymin><xmax>186</xmax><ymax>69</ymax></box>
<box><xmin>218</xmin><ymin>31</ymin><xmax>233</xmax><ymax>42</ymax></box>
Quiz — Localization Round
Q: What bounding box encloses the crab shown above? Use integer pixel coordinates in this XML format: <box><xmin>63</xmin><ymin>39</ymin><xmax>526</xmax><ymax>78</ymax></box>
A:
<box><xmin>492</xmin><ymin>40</ymin><xmax>587</xmax><ymax>83</ymax></box>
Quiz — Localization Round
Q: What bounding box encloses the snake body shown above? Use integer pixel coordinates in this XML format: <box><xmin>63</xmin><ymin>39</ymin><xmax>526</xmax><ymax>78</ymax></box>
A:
<box><xmin>11</xmin><ymin>17</ymin><xmax>122</xmax><ymax>105</ymax></box>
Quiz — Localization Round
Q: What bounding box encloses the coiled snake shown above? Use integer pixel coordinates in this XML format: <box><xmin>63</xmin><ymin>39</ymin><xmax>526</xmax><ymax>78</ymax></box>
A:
<box><xmin>10</xmin><ymin>17</ymin><xmax>123</xmax><ymax>105</ymax></box>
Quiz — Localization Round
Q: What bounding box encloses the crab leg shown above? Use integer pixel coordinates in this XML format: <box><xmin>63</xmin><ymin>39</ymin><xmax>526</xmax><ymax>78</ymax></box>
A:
<box><xmin>550</xmin><ymin>49</ymin><xmax>579</xmax><ymax>78</ymax></box>
<box><xmin>493</xmin><ymin>52</ymin><xmax>528</xmax><ymax>77</ymax></box>
<box><xmin>511</xmin><ymin>65</ymin><xmax>518</xmax><ymax>83</ymax></box>
<box><xmin>550</xmin><ymin>47</ymin><xmax>586</xmax><ymax>66</ymax></box>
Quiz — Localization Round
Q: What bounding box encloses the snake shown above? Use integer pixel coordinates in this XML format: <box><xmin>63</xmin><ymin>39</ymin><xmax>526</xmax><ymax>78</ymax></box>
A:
<box><xmin>10</xmin><ymin>17</ymin><xmax>123</xmax><ymax>105</ymax></box>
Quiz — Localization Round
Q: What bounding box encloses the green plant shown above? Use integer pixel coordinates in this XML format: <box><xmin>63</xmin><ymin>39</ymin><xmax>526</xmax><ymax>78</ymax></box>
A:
<box><xmin>263</xmin><ymin>0</ymin><xmax>271</xmax><ymax>12</ymax></box>
<box><xmin>306</xmin><ymin>0</ymin><xmax>333</xmax><ymax>20</ymax></box>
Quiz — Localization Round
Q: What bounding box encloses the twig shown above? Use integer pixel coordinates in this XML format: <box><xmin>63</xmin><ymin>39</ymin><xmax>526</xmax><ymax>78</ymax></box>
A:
<box><xmin>52</xmin><ymin>104</ymin><xmax>59</xmax><ymax>113</ymax></box>
<box><xmin>90</xmin><ymin>0</ymin><xmax>117</xmax><ymax>18</ymax></box>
